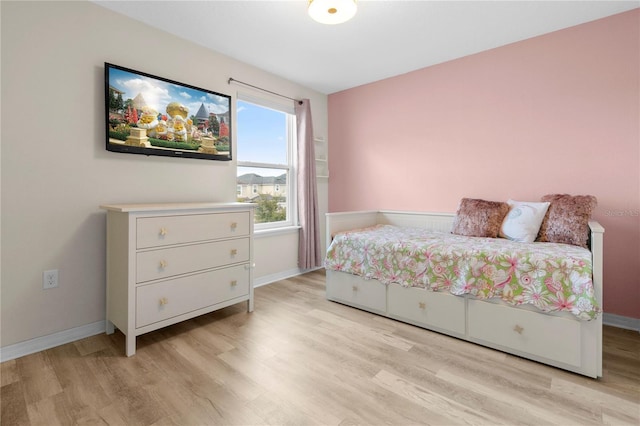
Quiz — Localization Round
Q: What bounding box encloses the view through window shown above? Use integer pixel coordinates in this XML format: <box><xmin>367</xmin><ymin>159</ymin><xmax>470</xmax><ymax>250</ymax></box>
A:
<box><xmin>236</xmin><ymin>97</ymin><xmax>296</xmax><ymax>228</ymax></box>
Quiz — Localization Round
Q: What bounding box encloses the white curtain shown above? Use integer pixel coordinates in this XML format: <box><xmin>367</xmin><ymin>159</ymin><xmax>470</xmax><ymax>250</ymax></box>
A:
<box><xmin>295</xmin><ymin>99</ymin><xmax>322</xmax><ymax>269</ymax></box>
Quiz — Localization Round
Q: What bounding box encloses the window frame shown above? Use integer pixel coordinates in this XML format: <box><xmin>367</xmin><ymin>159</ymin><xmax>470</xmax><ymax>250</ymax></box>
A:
<box><xmin>236</xmin><ymin>92</ymin><xmax>298</xmax><ymax>231</ymax></box>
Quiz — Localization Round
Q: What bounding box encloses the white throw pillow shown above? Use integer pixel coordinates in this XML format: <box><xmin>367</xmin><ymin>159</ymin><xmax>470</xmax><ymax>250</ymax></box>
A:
<box><xmin>500</xmin><ymin>199</ymin><xmax>550</xmax><ymax>243</ymax></box>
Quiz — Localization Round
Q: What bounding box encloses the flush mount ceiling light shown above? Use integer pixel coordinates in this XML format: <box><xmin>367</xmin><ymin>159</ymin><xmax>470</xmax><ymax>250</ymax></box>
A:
<box><xmin>308</xmin><ymin>0</ymin><xmax>357</xmax><ymax>25</ymax></box>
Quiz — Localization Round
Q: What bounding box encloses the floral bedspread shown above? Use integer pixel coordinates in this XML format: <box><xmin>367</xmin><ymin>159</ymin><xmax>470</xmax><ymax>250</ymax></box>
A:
<box><xmin>324</xmin><ymin>225</ymin><xmax>600</xmax><ymax>320</ymax></box>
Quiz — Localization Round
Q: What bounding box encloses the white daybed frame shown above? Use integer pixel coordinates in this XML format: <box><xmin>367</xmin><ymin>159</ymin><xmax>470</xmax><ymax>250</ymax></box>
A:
<box><xmin>325</xmin><ymin>210</ymin><xmax>604</xmax><ymax>378</ymax></box>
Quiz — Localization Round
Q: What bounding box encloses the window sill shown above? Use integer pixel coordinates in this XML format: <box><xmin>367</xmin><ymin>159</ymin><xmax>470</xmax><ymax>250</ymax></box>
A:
<box><xmin>254</xmin><ymin>225</ymin><xmax>301</xmax><ymax>239</ymax></box>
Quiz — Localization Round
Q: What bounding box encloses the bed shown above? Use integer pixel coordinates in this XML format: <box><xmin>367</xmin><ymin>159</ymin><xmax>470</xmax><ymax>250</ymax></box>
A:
<box><xmin>324</xmin><ymin>209</ymin><xmax>604</xmax><ymax>378</ymax></box>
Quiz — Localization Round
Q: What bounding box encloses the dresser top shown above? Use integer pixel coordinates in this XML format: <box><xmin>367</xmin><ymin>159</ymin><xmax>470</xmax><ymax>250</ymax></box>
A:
<box><xmin>100</xmin><ymin>202</ymin><xmax>255</xmax><ymax>213</ymax></box>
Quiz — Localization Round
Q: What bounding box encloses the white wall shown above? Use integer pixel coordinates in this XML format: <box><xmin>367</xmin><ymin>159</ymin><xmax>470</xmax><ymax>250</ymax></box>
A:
<box><xmin>0</xmin><ymin>1</ymin><xmax>328</xmax><ymax>349</ymax></box>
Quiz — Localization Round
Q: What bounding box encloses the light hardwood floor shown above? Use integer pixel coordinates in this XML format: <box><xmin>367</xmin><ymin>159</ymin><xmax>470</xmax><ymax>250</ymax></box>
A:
<box><xmin>2</xmin><ymin>270</ymin><xmax>639</xmax><ymax>425</ymax></box>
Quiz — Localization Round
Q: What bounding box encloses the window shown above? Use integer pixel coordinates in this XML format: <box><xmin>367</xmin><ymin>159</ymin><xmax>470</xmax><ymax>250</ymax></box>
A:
<box><xmin>236</xmin><ymin>94</ymin><xmax>296</xmax><ymax>229</ymax></box>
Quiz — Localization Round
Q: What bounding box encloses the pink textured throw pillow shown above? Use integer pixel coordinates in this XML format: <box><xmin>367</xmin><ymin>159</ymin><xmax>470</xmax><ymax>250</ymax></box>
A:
<box><xmin>451</xmin><ymin>198</ymin><xmax>510</xmax><ymax>238</ymax></box>
<box><xmin>537</xmin><ymin>194</ymin><xmax>597</xmax><ymax>248</ymax></box>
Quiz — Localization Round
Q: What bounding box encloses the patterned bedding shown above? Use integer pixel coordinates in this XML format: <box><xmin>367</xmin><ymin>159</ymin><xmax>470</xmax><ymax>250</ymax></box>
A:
<box><xmin>324</xmin><ymin>225</ymin><xmax>600</xmax><ymax>320</ymax></box>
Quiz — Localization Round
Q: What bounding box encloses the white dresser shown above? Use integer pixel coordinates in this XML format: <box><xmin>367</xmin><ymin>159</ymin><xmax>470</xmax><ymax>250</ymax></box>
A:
<box><xmin>100</xmin><ymin>202</ymin><xmax>255</xmax><ymax>356</ymax></box>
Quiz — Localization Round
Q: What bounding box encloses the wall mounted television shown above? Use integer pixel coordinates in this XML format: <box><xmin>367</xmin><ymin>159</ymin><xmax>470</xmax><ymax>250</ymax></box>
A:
<box><xmin>105</xmin><ymin>63</ymin><xmax>232</xmax><ymax>161</ymax></box>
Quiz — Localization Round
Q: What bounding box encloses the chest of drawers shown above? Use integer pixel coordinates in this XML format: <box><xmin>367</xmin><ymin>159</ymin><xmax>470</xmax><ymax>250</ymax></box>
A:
<box><xmin>100</xmin><ymin>202</ymin><xmax>255</xmax><ymax>356</ymax></box>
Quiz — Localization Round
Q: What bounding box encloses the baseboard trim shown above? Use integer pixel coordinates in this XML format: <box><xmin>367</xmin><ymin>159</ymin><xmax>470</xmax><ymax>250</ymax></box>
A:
<box><xmin>5</xmin><ymin>281</ymin><xmax>633</xmax><ymax>362</ymax></box>
<box><xmin>0</xmin><ymin>269</ymin><xmax>320</xmax><ymax>362</ymax></box>
<box><xmin>254</xmin><ymin>266</ymin><xmax>324</xmax><ymax>288</ymax></box>
<box><xmin>603</xmin><ymin>313</ymin><xmax>640</xmax><ymax>332</ymax></box>
<box><xmin>0</xmin><ymin>321</ymin><xmax>105</xmax><ymax>363</ymax></box>
<box><xmin>254</xmin><ymin>267</ymin><xmax>319</xmax><ymax>288</ymax></box>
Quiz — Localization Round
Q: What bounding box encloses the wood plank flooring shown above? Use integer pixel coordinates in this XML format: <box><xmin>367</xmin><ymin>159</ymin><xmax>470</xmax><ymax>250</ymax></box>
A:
<box><xmin>2</xmin><ymin>270</ymin><xmax>639</xmax><ymax>425</ymax></box>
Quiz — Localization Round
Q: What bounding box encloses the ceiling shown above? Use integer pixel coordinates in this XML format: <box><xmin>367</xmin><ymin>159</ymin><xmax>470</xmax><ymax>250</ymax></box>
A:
<box><xmin>93</xmin><ymin>0</ymin><xmax>639</xmax><ymax>94</ymax></box>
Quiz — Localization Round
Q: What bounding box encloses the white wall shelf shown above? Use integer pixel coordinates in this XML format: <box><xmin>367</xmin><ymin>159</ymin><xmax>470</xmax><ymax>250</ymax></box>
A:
<box><xmin>314</xmin><ymin>137</ymin><xmax>329</xmax><ymax>178</ymax></box>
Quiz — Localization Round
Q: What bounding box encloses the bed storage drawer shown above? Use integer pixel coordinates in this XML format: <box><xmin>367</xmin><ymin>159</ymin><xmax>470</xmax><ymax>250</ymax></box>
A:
<box><xmin>387</xmin><ymin>284</ymin><xmax>466</xmax><ymax>336</ymax></box>
<box><xmin>467</xmin><ymin>299</ymin><xmax>582</xmax><ymax>367</ymax></box>
<box><xmin>326</xmin><ymin>270</ymin><xmax>386</xmax><ymax>314</ymax></box>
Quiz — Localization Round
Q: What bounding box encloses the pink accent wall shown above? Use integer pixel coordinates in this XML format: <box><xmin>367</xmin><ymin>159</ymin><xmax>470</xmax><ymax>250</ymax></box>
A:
<box><xmin>328</xmin><ymin>10</ymin><xmax>639</xmax><ymax>319</ymax></box>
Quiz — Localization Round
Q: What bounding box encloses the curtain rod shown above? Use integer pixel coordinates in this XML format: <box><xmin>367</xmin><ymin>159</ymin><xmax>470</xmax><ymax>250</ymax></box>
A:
<box><xmin>228</xmin><ymin>78</ymin><xmax>302</xmax><ymax>105</ymax></box>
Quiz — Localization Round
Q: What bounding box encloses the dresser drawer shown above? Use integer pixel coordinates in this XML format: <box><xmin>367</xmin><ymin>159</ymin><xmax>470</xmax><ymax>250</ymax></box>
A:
<box><xmin>137</xmin><ymin>238</ymin><xmax>249</xmax><ymax>283</ymax></box>
<box><xmin>388</xmin><ymin>285</ymin><xmax>466</xmax><ymax>335</ymax></box>
<box><xmin>468</xmin><ymin>299</ymin><xmax>581</xmax><ymax>367</ymax></box>
<box><xmin>136</xmin><ymin>264</ymin><xmax>250</xmax><ymax>328</ymax></box>
<box><xmin>137</xmin><ymin>212</ymin><xmax>250</xmax><ymax>249</ymax></box>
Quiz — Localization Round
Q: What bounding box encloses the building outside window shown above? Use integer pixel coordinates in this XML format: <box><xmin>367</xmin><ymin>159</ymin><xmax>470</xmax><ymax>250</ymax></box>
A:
<box><xmin>236</xmin><ymin>94</ymin><xmax>296</xmax><ymax>229</ymax></box>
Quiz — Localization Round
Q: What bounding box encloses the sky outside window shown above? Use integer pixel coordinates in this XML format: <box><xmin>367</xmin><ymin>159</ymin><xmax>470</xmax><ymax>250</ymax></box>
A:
<box><xmin>237</xmin><ymin>100</ymin><xmax>287</xmax><ymax>170</ymax></box>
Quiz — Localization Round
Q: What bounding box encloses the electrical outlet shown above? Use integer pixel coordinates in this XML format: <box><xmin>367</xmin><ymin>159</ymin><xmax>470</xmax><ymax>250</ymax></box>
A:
<box><xmin>43</xmin><ymin>269</ymin><xmax>58</xmax><ymax>289</ymax></box>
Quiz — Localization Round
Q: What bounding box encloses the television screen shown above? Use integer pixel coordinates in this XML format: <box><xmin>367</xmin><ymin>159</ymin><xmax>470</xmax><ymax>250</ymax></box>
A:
<box><xmin>105</xmin><ymin>63</ymin><xmax>232</xmax><ymax>161</ymax></box>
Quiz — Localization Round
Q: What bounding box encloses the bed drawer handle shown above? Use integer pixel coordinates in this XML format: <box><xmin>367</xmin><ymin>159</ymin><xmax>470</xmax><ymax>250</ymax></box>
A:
<box><xmin>230</xmin><ymin>280</ymin><xmax>238</xmax><ymax>287</ymax></box>
<box><xmin>159</xmin><ymin>297</ymin><xmax>169</xmax><ymax>306</ymax></box>
<box><xmin>230</xmin><ymin>248</ymin><xmax>238</xmax><ymax>256</ymax></box>
<box><xmin>513</xmin><ymin>324</ymin><xmax>524</xmax><ymax>334</ymax></box>
<box><xmin>230</xmin><ymin>222</ymin><xmax>238</xmax><ymax>230</ymax></box>
<box><xmin>159</xmin><ymin>260</ymin><xmax>168</xmax><ymax>269</ymax></box>
<box><xmin>352</xmin><ymin>285</ymin><xmax>358</xmax><ymax>292</ymax></box>
<box><xmin>159</xmin><ymin>227</ymin><xmax>168</xmax><ymax>237</ymax></box>
<box><xmin>418</xmin><ymin>302</ymin><xmax>426</xmax><ymax>310</ymax></box>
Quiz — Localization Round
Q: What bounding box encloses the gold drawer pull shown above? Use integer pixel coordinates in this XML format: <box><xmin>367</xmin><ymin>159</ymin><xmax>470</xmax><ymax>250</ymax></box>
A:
<box><xmin>418</xmin><ymin>302</ymin><xmax>426</xmax><ymax>310</ymax></box>
<box><xmin>352</xmin><ymin>285</ymin><xmax>358</xmax><ymax>291</ymax></box>
<box><xmin>159</xmin><ymin>227</ymin><xmax>168</xmax><ymax>237</ymax></box>
<box><xmin>230</xmin><ymin>248</ymin><xmax>238</xmax><ymax>256</ymax></box>
<box><xmin>230</xmin><ymin>280</ymin><xmax>238</xmax><ymax>287</ymax></box>
<box><xmin>230</xmin><ymin>222</ymin><xmax>238</xmax><ymax>230</ymax></box>
<box><xmin>159</xmin><ymin>297</ymin><xmax>169</xmax><ymax>306</ymax></box>
<box><xmin>513</xmin><ymin>325</ymin><xmax>524</xmax><ymax>334</ymax></box>
<box><xmin>159</xmin><ymin>260</ymin><xmax>168</xmax><ymax>269</ymax></box>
